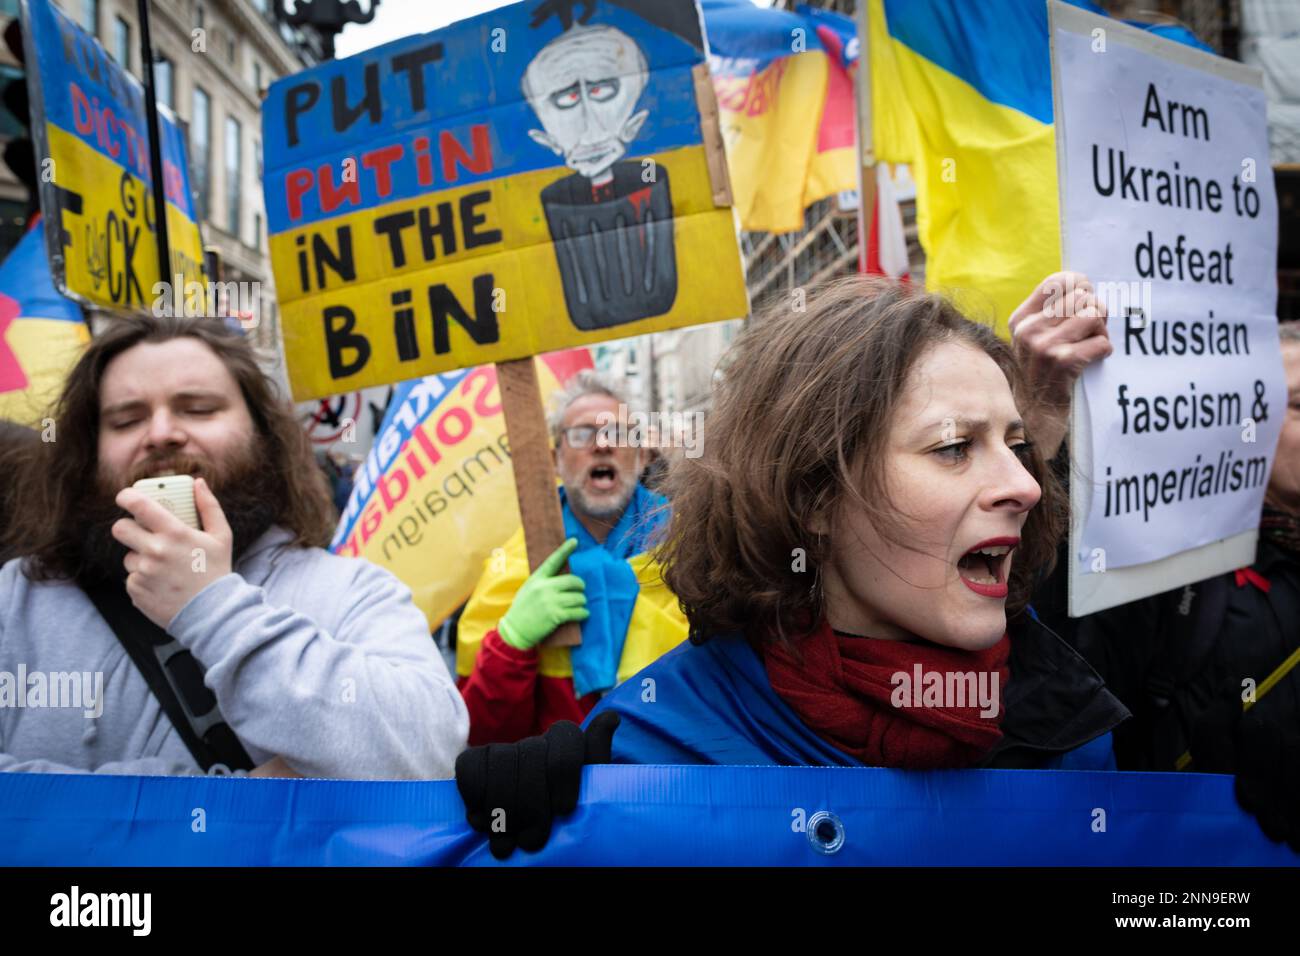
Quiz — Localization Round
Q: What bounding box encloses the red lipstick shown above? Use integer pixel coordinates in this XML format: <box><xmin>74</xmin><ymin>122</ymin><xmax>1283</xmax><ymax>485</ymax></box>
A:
<box><xmin>957</xmin><ymin>536</ymin><xmax>1019</xmax><ymax>599</ymax></box>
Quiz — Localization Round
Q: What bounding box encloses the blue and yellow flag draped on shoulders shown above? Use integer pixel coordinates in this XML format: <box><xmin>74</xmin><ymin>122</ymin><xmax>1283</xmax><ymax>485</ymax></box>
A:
<box><xmin>331</xmin><ymin>349</ymin><xmax>593</xmax><ymax>633</ymax></box>
<box><xmin>868</xmin><ymin>0</ymin><xmax>1209</xmax><ymax>333</ymax></box>
<box><xmin>457</xmin><ymin>484</ymin><xmax>687</xmax><ymax>695</ymax></box>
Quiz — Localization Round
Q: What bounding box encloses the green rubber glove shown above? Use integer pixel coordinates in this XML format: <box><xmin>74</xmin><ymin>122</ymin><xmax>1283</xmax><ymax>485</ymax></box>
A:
<box><xmin>498</xmin><ymin>538</ymin><xmax>589</xmax><ymax>651</ymax></box>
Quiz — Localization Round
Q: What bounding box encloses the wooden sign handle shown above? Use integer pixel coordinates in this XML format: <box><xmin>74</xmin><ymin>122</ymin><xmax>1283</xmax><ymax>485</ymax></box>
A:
<box><xmin>693</xmin><ymin>61</ymin><xmax>733</xmax><ymax>208</ymax></box>
<box><xmin>495</xmin><ymin>358</ymin><xmax>582</xmax><ymax>648</ymax></box>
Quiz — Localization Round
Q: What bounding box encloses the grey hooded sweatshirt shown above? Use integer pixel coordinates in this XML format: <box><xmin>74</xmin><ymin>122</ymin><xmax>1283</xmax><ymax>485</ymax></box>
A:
<box><xmin>0</xmin><ymin>526</ymin><xmax>468</xmax><ymax>778</ymax></box>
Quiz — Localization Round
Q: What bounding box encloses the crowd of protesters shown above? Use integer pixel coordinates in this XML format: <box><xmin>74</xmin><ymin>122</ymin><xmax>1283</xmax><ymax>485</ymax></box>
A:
<box><xmin>0</xmin><ymin>273</ymin><xmax>1296</xmax><ymax>857</ymax></box>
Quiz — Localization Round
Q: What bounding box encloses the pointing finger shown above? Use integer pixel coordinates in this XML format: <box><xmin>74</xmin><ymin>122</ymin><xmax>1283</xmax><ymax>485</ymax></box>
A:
<box><xmin>537</xmin><ymin>538</ymin><xmax>579</xmax><ymax>577</ymax></box>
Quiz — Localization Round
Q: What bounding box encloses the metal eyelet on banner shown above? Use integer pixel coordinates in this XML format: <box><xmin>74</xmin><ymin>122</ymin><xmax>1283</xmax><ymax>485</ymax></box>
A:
<box><xmin>806</xmin><ymin>811</ymin><xmax>845</xmax><ymax>855</ymax></box>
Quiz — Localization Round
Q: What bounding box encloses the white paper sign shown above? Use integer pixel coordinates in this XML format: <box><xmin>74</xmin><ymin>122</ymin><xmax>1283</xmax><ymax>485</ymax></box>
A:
<box><xmin>1050</xmin><ymin>2</ymin><xmax>1286</xmax><ymax>614</ymax></box>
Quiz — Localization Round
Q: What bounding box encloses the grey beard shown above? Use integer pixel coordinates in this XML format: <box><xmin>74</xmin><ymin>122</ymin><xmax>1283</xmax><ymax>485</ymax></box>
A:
<box><xmin>567</xmin><ymin>479</ymin><xmax>636</xmax><ymax>522</ymax></box>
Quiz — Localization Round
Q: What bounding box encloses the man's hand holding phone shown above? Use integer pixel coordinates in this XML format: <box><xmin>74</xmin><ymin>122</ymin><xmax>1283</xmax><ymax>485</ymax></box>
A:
<box><xmin>112</xmin><ymin>476</ymin><xmax>234</xmax><ymax>630</ymax></box>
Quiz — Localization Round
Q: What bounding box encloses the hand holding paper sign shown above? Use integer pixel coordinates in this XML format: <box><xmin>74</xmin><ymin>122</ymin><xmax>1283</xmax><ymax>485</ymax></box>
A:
<box><xmin>1008</xmin><ymin>271</ymin><xmax>1111</xmax><ymax>460</ymax></box>
<box><xmin>1052</xmin><ymin>0</ymin><xmax>1286</xmax><ymax>598</ymax></box>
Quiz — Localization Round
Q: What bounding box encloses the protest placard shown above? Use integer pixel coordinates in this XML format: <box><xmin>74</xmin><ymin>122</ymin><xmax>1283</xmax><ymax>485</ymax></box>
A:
<box><xmin>331</xmin><ymin>349</ymin><xmax>591</xmax><ymax>631</ymax></box>
<box><xmin>260</xmin><ymin>0</ymin><xmax>747</xmax><ymax>403</ymax></box>
<box><xmin>1049</xmin><ymin>1</ymin><xmax>1287</xmax><ymax>615</ymax></box>
<box><xmin>18</xmin><ymin>0</ymin><xmax>206</xmax><ymax>313</ymax></box>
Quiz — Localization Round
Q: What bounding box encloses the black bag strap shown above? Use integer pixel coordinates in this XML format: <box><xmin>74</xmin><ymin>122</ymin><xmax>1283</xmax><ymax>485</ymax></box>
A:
<box><xmin>80</xmin><ymin>579</ymin><xmax>254</xmax><ymax>773</ymax></box>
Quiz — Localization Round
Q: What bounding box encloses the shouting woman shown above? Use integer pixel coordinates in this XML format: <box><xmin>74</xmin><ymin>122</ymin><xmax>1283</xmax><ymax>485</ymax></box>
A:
<box><xmin>456</xmin><ymin>276</ymin><xmax>1126</xmax><ymax>856</ymax></box>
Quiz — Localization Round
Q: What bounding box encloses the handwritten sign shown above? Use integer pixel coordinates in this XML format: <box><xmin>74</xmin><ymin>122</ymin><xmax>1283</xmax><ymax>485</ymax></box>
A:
<box><xmin>1050</xmin><ymin>1</ymin><xmax>1286</xmax><ymax>614</ymax></box>
<box><xmin>331</xmin><ymin>349</ymin><xmax>591</xmax><ymax>628</ymax></box>
<box><xmin>18</xmin><ymin>0</ymin><xmax>206</xmax><ymax>312</ymax></box>
<box><xmin>261</xmin><ymin>0</ymin><xmax>746</xmax><ymax>402</ymax></box>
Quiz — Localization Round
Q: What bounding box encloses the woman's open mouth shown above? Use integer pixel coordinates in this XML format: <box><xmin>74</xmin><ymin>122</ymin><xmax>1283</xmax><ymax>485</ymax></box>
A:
<box><xmin>956</xmin><ymin>537</ymin><xmax>1017</xmax><ymax>599</ymax></box>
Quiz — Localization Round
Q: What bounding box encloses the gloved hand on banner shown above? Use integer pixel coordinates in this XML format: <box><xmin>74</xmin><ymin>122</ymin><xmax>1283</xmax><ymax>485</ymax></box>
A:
<box><xmin>455</xmin><ymin>711</ymin><xmax>621</xmax><ymax>859</ymax></box>
<box><xmin>497</xmin><ymin>537</ymin><xmax>589</xmax><ymax>650</ymax></box>
<box><xmin>1190</xmin><ymin>690</ymin><xmax>1300</xmax><ymax>853</ymax></box>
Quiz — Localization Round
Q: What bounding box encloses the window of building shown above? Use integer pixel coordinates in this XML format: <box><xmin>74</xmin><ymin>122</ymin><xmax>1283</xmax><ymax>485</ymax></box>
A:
<box><xmin>254</xmin><ymin>61</ymin><xmax>262</xmax><ymax>94</ymax></box>
<box><xmin>191</xmin><ymin>87</ymin><xmax>211</xmax><ymax>220</ymax></box>
<box><xmin>80</xmin><ymin>0</ymin><xmax>99</xmax><ymax>37</ymax></box>
<box><xmin>113</xmin><ymin>17</ymin><xmax>130</xmax><ymax>72</ymax></box>
<box><xmin>195</xmin><ymin>3</ymin><xmax>204</xmax><ymax>30</ymax></box>
<box><xmin>253</xmin><ymin>212</ymin><xmax>262</xmax><ymax>252</ymax></box>
<box><xmin>154</xmin><ymin>57</ymin><xmax>173</xmax><ymax>109</ymax></box>
<box><xmin>225</xmin><ymin>116</ymin><xmax>242</xmax><ymax>238</ymax></box>
<box><xmin>254</xmin><ymin>138</ymin><xmax>262</xmax><ymax>179</ymax></box>
<box><xmin>227</xmin><ymin>33</ymin><xmax>237</xmax><ymax>63</ymax></box>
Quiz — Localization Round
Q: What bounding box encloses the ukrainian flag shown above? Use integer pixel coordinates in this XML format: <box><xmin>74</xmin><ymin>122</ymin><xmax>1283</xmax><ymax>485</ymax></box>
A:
<box><xmin>0</xmin><ymin>219</ymin><xmax>89</xmax><ymax>427</ymax></box>
<box><xmin>869</xmin><ymin>0</ymin><xmax>1208</xmax><ymax>332</ymax></box>
<box><xmin>702</xmin><ymin>0</ymin><xmax>859</xmax><ymax>233</ymax></box>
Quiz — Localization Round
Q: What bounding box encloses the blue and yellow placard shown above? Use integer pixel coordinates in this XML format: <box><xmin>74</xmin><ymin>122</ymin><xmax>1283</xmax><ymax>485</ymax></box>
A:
<box><xmin>262</xmin><ymin>0</ymin><xmax>747</xmax><ymax>402</ymax></box>
<box><xmin>18</xmin><ymin>0</ymin><xmax>206</xmax><ymax>313</ymax></box>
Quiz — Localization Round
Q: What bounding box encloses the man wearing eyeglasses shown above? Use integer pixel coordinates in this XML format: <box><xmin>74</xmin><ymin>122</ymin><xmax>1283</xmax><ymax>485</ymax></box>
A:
<box><xmin>454</xmin><ymin>371</ymin><xmax>688</xmax><ymax>744</ymax></box>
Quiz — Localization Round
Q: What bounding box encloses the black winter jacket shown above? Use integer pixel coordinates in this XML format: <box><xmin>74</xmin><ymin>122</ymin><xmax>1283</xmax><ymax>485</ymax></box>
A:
<box><xmin>1035</xmin><ymin>538</ymin><xmax>1300</xmax><ymax>771</ymax></box>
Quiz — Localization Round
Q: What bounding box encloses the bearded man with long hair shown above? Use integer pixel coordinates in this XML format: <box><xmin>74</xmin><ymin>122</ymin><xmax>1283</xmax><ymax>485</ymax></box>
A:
<box><xmin>0</xmin><ymin>315</ymin><xmax>467</xmax><ymax>778</ymax></box>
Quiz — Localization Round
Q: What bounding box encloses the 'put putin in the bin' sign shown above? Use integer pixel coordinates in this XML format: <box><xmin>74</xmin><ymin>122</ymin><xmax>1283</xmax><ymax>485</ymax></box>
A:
<box><xmin>262</xmin><ymin>0</ymin><xmax>747</xmax><ymax>402</ymax></box>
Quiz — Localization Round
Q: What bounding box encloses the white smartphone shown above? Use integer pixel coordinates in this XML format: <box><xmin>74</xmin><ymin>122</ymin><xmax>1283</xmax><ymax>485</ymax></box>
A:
<box><xmin>132</xmin><ymin>474</ymin><xmax>200</xmax><ymax>529</ymax></box>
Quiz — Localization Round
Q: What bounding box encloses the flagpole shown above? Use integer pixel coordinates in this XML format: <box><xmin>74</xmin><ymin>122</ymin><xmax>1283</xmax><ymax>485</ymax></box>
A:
<box><xmin>137</xmin><ymin>0</ymin><xmax>173</xmax><ymax>314</ymax></box>
<box><xmin>854</xmin><ymin>0</ymin><xmax>877</xmax><ymax>274</ymax></box>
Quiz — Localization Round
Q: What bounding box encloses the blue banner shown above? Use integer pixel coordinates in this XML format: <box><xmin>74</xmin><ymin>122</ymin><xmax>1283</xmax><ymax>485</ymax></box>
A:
<box><xmin>1</xmin><ymin>766</ymin><xmax>1295</xmax><ymax>866</ymax></box>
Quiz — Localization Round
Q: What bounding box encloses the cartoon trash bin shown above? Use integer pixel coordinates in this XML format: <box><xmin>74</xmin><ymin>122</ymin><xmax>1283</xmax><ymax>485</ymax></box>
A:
<box><xmin>523</xmin><ymin>24</ymin><xmax>679</xmax><ymax>331</ymax></box>
<box><xmin>540</xmin><ymin>161</ymin><xmax>676</xmax><ymax>331</ymax></box>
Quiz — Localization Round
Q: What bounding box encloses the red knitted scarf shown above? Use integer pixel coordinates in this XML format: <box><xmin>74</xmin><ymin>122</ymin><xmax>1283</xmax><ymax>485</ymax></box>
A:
<box><xmin>760</xmin><ymin>618</ymin><xmax>1010</xmax><ymax>769</ymax></box>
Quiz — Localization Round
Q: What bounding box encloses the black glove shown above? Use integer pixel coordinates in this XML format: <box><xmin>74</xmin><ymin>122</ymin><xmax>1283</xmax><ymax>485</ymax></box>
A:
<box><xmin>454</xmin><ymin>711</ymin><xmax>620</xmax><ymax>860</ymax></box>
<box><xmin>1233</xmin><ymin>710</ymin><xmax>1300</xmax><ymax>852</ymax></box>
<box><xmin>1190</xmin><ymin>692</ymin><xmax>1300</xmax><ymax>853</ymax></box>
